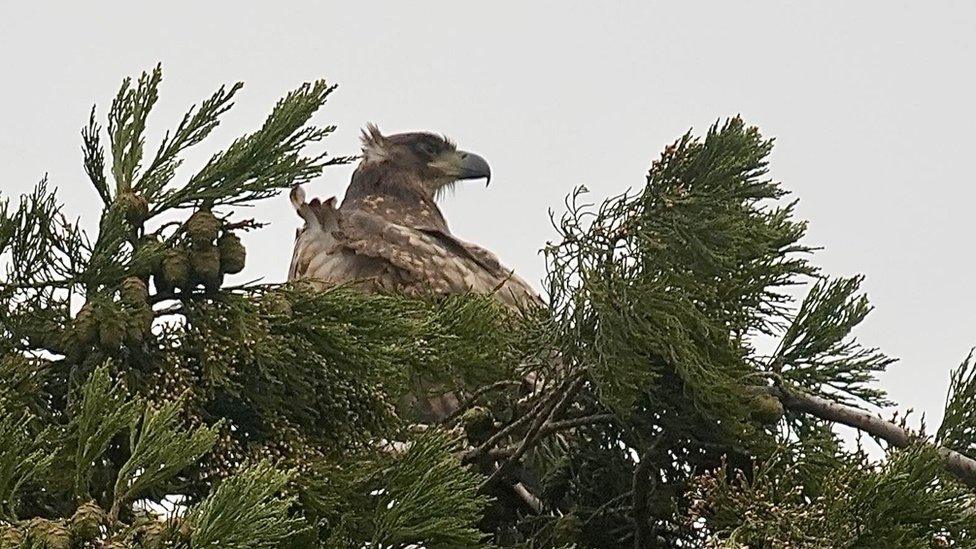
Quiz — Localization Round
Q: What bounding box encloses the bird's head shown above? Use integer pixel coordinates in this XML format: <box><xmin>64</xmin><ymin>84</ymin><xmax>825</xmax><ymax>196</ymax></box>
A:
<box><xmin>356</xmin><ymin>124</ymin><xmax>491</xmax><ymax>200</ymax></box>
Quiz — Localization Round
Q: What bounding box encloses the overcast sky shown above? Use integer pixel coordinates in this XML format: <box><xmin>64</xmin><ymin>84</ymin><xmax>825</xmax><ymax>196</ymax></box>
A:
<box><xmin>2</xmin><ymin>2</ymin><xmax>974</xmax><ymax>437</ymax></box>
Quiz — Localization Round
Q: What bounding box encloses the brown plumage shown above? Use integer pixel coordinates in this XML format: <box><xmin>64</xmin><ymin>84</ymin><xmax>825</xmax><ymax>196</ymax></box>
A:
<box><xmin>288</xmin><ymin>124</ymin><xmax>541</xmax><ymax>310</ymax></box>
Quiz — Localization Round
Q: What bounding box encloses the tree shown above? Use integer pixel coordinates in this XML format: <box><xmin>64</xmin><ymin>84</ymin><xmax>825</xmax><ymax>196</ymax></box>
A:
<box><xmin>1</xmin><ymin>66</ymin><xmax>975</xmax><ymax>548</ymax></box>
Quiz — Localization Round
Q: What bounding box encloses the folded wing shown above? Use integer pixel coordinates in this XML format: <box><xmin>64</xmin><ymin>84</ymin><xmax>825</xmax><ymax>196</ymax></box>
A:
<box><xmin>288</xmin><ymin>186</ymin><xmax>541</xmax><ymax>309</ymax></box>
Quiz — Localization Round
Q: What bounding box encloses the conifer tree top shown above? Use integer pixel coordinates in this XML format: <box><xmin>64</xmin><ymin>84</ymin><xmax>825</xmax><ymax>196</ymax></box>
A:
<box><xmin>1</xmin><ymin>66</ymin><xmax>975</xmax><ymax>548</ymax></box>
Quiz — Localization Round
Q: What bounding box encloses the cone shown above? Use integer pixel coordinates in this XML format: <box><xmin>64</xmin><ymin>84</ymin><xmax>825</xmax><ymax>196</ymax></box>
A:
<box><xmin>27</xmin><ymin>320</ymin><xmax>63</xmax><ymax>351</ymax></box>
<box><xmin>72</xmin><ymin>302</ymin><xmax>97</xmax><ymax>346</ymax></box>
<box><xmin>185</xmin><ymin>209</ymin><xmax>221</xmax><ymax>247</ymax></box>
<box><xmin>462</xmin><ymin>406</ymin><xmax>494</xmax><ymax>442</ymax></box>
<box><xmin>25</xmin><ymin>518</ymin><xmax>70</xmax><ymax>549</ymax></box>
<box><xmin>190</xmin><ymin>245</ymin><xmax>222</xmax><ymax>291</ymax></box>
<box><xmin>125</xmin><ymin>303</ymin><xmax>154</xmax><ymax>344</ymax></box>
<box><xmin>118</xmin><ymin>192</ymin><xmax>149</xmax><ymax>226</ymax></box>
<box><xmin>69</xmin><ymin>500</ymin><xmax>107</xmax><ymax>543</ymax></box>
<box><xmin>157</xmin><ymin>247</ymin><xmax>191</xmax><ymax>290</ymax></box>
<box><xmin>0</xmin><ymin>525</ymin><xmax>23</xmax><ymax>549</ymax></box>
<box><xmin>120</xmin><ymin>276</ymin><xmax>149</xmax><ymax>307</ymax></box>
<box><xmin>749</xmin><ymin>392</ymin><xmax>784</xmax><ymax>425</ymax></box>
<box><xmin>217</xmin><ymin>232</ymin><xmax>246</xmax><ymax>274</ymax></box>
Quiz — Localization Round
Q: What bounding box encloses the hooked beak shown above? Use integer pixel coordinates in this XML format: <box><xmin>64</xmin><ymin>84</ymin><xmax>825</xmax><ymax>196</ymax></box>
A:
<box><xmin>455</xmin><ymin>150</ymin><xmax>492</xmax><ymax>186</ymax></box>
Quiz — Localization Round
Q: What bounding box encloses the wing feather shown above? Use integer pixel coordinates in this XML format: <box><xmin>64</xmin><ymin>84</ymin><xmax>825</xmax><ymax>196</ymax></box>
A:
<box><xmin>289</xmin><ymin>185</ymin><xmax>542</xmax><ymax>308</ymax></box>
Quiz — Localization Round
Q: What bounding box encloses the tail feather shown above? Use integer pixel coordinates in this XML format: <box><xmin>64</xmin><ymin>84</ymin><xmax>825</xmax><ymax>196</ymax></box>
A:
<box><xmin>289</xmin><ymin>185</ymin><xmax>341</xmax><ymax>281</ymax></box>
<box><xmin>291</xmin><ymin>185</ymin><xmax>338</xmax><ymax>232</ymax></box>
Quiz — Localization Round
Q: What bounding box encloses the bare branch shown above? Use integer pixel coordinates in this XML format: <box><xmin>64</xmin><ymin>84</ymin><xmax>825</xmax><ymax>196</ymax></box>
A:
<box><xmin>441</xmin><ymin>379</ymin><xmax>523</xmax><ymax>425</ymax></box>
<box><xmin>481</xmin><ymin>375</ymin><xmax>586</xmax><ymax>488</ymax></box>
<box><xmin>487</xmin><ymin>414</ymin><xmax>616</xmax><ymax>460</ymax></box>
<box><xmin>461</xmin><ymin>375</ymin><xmax>571</xmax><ymax>464</ymax></box>
<box><xmin>772</xmin><ymin>385</ymin><xmax>976</xmax><ymax>487</ymax></box>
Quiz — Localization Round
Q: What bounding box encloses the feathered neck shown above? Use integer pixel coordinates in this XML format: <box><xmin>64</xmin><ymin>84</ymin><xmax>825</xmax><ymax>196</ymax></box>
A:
<box><xmin>341</xmin><ymin>161</ymin><xmax>450</xmax><ymax>232</ymax></box>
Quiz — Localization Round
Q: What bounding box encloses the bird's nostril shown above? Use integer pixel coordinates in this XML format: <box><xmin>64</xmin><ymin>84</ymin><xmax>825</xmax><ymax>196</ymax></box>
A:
<box><xmin>459</xmin><ymin>152</ymin><xmax>468</xmax><ymax>159</ymax></box>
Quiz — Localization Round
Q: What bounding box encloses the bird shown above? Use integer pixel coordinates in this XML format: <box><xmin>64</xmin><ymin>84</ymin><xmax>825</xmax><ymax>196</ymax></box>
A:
<box><xmin>288</xmin><ymin>125</ymin><xmax>543</xmax><ymax>422</ymax></box>
<box><xmin>288</xmin><ymin>124</ymin><xmax>541</xmax><ymax>310</ymax></box>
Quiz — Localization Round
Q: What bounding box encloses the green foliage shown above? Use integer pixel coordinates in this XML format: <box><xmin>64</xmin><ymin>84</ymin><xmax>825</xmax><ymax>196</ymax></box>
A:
<box><xmin>938</xmin><ymin>350</ymin><xmax>976</xmax><ymax>455</ymax></box>
<box><xmin>2</xmin><ymin>67</ymin><xmax>976</xmax><ymax>548</ymax></box>
<box><xmin>695</xmin><ymin>444</ymin><xmax>976</xmax><ymax>547</ymax></box>
<box><xmin>152</xmin><ymin>79</ymin><xmax>354</xmax><ymax>213</ymax></box>
<box><xmin>185</xmin><ymin>461</ymin><xmax>307</xmax><ymax>548</ymax></box>
<box><xmin>82</xmin><ymin>107</ymin><xmax>111</xmax><ymax>205</ymax></box>
<box><xmin>112</xmin><ymin>396</ymin><xmax>220</xmax><ymax>517</ymax></box>
<box><xmin>0</xmin><ymin>414</ymin><xmax>53</xmax><ymax>520</ymax></box>
<box><xmin>531</xmin><ymin>121</ymin><xmax>814</xmax><ymax>545</ymax></box>
<box><xmin>64</xmin><ymin>362</ymin><xmax>140</xmax><ymax>499</ymax></box>
<box><xmin>170</xmin><ymin>286</ymin><xmax>543</xmax><ymax>462</ymax></box>
<box><xmin>0</xmin><ymin>355</ymin><xmax>56</xmax><ymax>421</ymax></box>
<box><xmin>302</xmin><ymin>432</ymin><xmax>490</xmax><ymax>548</ymax></box>
<box><xmin>0</xmin><ymin>178</ymin><xmax>86</xmax><ymax>289</ymax></box>
<box><xmin>545</xmin><ymin>118</ymin><xmax>814</xmax><ymax>419</ymax></box>
<box><xmin>774</xmin><ymin>276</ymin><xmax>895</xmax><ymax>407</ymax></box>
<box><xmin>85</xmin><ymin>201</ymin><xmax>134</xmax><ymax>289</ymax></box>
<box><xmin>136</xmin><ymin>82</ymin><xmax>243</xmax><ymax>201</ymax></box>
<box><xmin>367</xmin><ymin>433</ymin><xmax>489</xmax><ymax>548</ymax></box>
<box><xmin>108</xmin><ymin>65</ymin><xmax>162</xmax><ymax>194</ymax></box>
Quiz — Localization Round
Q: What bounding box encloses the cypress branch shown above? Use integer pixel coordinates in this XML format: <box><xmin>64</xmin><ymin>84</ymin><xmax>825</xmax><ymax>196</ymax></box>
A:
<box><xmin>0</xmin><ymin>414</ymin><xmax>53</xmax><ymax>520</ymax></box>
<box><xmin>184</xmin><ymin>461</ymin><xmax>306</xmax><ymax>548</ymax></box>
<box><xmin>64</xmin><ymin>363</ymin><xmax>140</xmax><ymax>501</ymax></box>
<box><xmin>136</xmin><ymin>81</ymin><xmax>244</xmax><ymax>202</ymax></box>
<box><xmin>938</xmin><ymin>350</ymin><xmax>976</xmax><ymax>456</ymax></box>
<box><xmin>151</xmin><ymin>79</ymin><xmax>353</xmax><ymax>214</ymax></box>
<box><xmin>362</xmin><ymin>433</ymin><xmax>490</xmax><ymax>548</ymax></box>
<box><xmin>108</xmin><ymin>65</ymin><xmax>162</xmax><ymax>194</ymax></box>
<box><xmin>772</xmin><ymin>384</ymin><xmax>976</xmax><ymax>488</ymax></box>
<box><xmin>110</xmin><ymin>395</ymin><xmax>220</xmax><ymax>521</ymax></box>
<box><xmin>81</xmin><ymin>107</ymin><xmax>111</xmax><ymax>206</ymax></box>
<box><xmin>774</xmin><ymin>275</ymin><xmax>896</xmax><ymax>407</ymax></box>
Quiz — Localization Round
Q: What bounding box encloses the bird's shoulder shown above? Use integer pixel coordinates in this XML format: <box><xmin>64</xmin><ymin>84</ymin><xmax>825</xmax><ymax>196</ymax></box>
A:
<box><xmin>336</xmin><ymin>198</ymin><xmax>503</xmax><ymax>277</ymax></box>
<box><xmin>336</xmin><ymin>205</ymin><xmax>542</xmax><ymax>307</ymax></box>
<box><xmin>290</xmin><ymin>187</ymin><xmax>542</xmax><ymax>308</ymax></box>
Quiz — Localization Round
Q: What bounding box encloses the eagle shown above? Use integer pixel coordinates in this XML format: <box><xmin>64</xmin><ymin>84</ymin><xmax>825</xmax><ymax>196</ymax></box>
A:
<box><xmin>288</xmin><ymin>126</ymin><xmax>543</xmax><ymax>421</ymax></box>
<box><xmin>288</xmin><ymin>124</ymin><xmax>541</xmax><ymax>309</ymax></box>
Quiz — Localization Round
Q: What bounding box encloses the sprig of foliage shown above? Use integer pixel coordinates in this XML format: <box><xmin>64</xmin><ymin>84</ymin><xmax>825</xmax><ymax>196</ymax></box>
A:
<box><xmin>774</xmin><ymin>276</ymin><xmax>895</xmax><ymax>407</ymax></box>
<box><xmin>136</xmin><ymin>81</ymin><xmax>244</xmax><ymax>202</ymax></box>
<box><xmin>81</xmin><ymin>107</ymin><xmax>111</xmax><ymax>206</ymax></box>
<box><xmin>64</xmin><ymin>362</ymin><xmax>140</xmax><ymax>500</ymax></box>
<box><xmin>151</xmin><ymin>79</ymin><xmax>354</xmax><ymax>213</ymax></box>
<box><xmin>82</xmin><ymin>204</ymin><xmax>132</xmax><ymax>290</ymax></box>
<box><xmin>0</xmin><ymin>414</ymin><xmax>54</xmax><ymax>520</ymax></box>
<box><xmin>544</xmin><ymin>118</ymin><xmax>814</xmax><ymax>418</ymax></box>
<box><xmin>108</xmin><ymin>65</ymin><xmax>162</xmax><ymax>194</ymax></box>
<box><xmin>937</xmin><ymin>349</ymin><xmax>976</xmax><ymax>455</ymax></box>
<box><xmin>0</xmin><ymin>355</ymin><xmax>56</xmax><ymax>421</ymax></box>
<box><xmin>0</xmin><ymin>178</ymin><xmax>87</xmax><ymax>289</ymax></box>
<box><xmin>368</xmin><ymin>433</ymin><xmax>489</xmax><ymax>548</ymax></box>
<box><xmin>111</xmin><ymin>395</ymin><xmax>219</xmax><ymax>517</ymax></box>
<box><xmin>694</xmin><ymin>444</ymin><xmax>976</xmax><ymax>547</ymax></box>
<box><xmin>303</xmin><ymin>432</ymin><xmax>490</xmax><ymax>548</ymax></box>
<box><xmin>183</xmin><ymin>461</ymin><xmax>307</xmax><ymax>548</ymax></box>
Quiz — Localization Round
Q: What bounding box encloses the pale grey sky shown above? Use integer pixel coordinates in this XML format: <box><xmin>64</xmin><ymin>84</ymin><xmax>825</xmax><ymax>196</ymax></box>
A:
<box><xmin>2</xmin><ymin>2</ymin><xmax>974</xmax><ymax>434</ymax></box>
